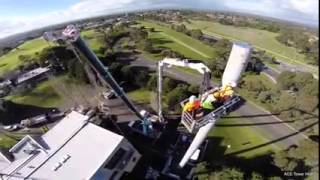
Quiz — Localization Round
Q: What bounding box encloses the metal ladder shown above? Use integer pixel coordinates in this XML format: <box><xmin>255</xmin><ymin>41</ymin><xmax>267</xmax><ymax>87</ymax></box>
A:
<box><xmin>181</xmin><ymin>95</ymin><xmax>241</xmax><ymax>133</ymax></box>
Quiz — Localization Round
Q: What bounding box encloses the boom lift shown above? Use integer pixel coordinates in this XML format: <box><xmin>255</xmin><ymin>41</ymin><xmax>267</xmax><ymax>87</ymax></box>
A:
<box><xmin>157</xmin><ymin>58</ymin><xmax>212</xmax><ymax>122</ymax></box>
<box><xmin>178</xmin><ymin>43</ymin><xmax>251</xmax><ymax>168</ymax></box>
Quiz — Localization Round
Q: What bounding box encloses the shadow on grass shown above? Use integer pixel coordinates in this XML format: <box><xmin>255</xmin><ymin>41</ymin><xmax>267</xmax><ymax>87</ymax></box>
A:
<box><xmin>0</xmin><ymin>100</ymin><xmax>56</xmax><ymax>125</ymax></box>
<box><xmin>150</xmin><ymin>37</ymin><xmax>173</xmax><ymax>45</ymax></box>
<box><xmin>223</xmin><ymin>113</ymin><xmax>280</xmax><ymax>119</ymax></box>
<box><xmin>196</xmin><ymin>136</ymin><xmax>283</xmax><ymax>178</ymax></box>
<box><xmin>225</xmin><ymin>121</ymin><xmax>318</xmax><ymax>156</ymax></box>
<box><xmin>216</xmin><ymin>120</ymin><xmax>295</xmax><ymax>127</ymax></box>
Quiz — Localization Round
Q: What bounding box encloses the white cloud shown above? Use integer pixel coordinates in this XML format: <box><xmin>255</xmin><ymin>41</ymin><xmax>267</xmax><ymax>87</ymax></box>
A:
<box><xmin>288</xmin><ymin>0</ymin><xmax>318</xmax><ymax>17</ymax></box>
<box><xmin>0</xmin><ymin>0</ymin><xmax>318</xmax><ymax>39</ymax></box>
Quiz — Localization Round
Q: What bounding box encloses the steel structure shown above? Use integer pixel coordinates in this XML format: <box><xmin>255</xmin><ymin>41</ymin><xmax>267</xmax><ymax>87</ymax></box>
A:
<box><xmin>44</xmin><ymin>25</ymin><xmax>252</xmax><ymax>173</ymax></box>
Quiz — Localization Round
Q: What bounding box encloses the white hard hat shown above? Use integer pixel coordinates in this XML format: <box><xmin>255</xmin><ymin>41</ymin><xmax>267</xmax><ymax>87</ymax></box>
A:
<box><xmin>207</xmin><ymin>94</ymin><xmax>216</xmax><ymax>102</ymax></box>
<box><xmin>189</xmin><ymin>95</ymin><xmax>196</xmax><ymax>103</ymax></box>
<box><xmin>230</xmin><ymin>82</ymin><xmax>237</xmax><ymax>87</ymax></box>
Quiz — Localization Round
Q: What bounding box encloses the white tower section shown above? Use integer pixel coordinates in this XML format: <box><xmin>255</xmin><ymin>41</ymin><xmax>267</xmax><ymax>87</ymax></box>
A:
<box><xmin>178</xmin><ymin>42</ymin><xmax>251</xmax><ymax>168</ymax></box>
<box><xmin>222</xmin><ymin>43</ymin><xmax>251</xmax><ymax>87</ymax></box>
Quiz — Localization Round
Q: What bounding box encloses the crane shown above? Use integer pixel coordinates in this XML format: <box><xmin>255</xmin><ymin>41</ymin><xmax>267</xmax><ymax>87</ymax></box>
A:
<box><xmin>44</xmin><ymin>25</ymin><xmax>155</xmax><ymax>136</ymax></box>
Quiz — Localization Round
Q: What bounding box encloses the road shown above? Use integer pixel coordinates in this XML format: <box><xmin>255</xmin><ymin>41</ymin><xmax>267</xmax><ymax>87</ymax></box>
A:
<box><xmin>261</xmin><ymin>67</ymin><xmax>279</xmax><ymax>83</ymax></box>
<box><xmin>130</xmin><ymin>56</ymin><xmax>309</xmax><ymax>149</ymax></box>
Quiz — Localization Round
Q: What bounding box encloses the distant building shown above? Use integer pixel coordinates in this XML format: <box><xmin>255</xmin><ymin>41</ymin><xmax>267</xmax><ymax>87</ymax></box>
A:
<box><xmin>0</xmin><ymin>111</ymin><xmax>141</xmax><ymax>180</ymax></box>
<box><xmin>15</xmin><ymin>66</ymin><xmax>51</xmax><ymax>86</ymax></box>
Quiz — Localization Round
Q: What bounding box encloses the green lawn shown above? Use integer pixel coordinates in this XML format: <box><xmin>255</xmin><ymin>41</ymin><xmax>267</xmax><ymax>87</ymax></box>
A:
<box><xmin>0</xmin><ymin>38</ymin><xmax>49</xmax><ymax>75</ymax></box>
<box><xmin>211</xmin><ymin>113</ymin><xmax>281</xmax><ymax>158</ymax></box>
<box><xmin>185</xmin><ymin>20</ymin><xmax>318</xmax><ymax>75</ymax></box>
<box><xmin>138</xmin><ymin>21</ymin><xmax>216</xmax><ymax>61</ymax></box>
<box><xmin>81</xmin><ymin>29</ymin><xmax>104</xmax><ymax>52</ymax></box>
<box><xmin>6</xmin><ymin>78</ymin><xmax>62</xmax><ymax>108</ymax></box>
<box><xmin>0</xmin><ymin>134</ymin><xmax>18</xmax><ymax>148</ymax></box>
<box><xmin>127</xmin><ymin>89</ymin><xmax>152</xmax><ymax>103</ymax></box>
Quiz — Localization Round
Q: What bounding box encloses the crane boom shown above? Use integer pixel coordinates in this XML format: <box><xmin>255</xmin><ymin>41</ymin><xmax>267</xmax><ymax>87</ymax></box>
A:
<box><xmin>46</xmin><ymin>25</ymin><xmax>145</xmax><ymax>121</ymax></box>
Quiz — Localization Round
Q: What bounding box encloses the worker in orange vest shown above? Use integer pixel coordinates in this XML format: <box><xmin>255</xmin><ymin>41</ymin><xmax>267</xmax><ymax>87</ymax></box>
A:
<box><xmin>183</xmin><ymin>95</ymin><xmax>201</xmax><ymax>113</ymax></box>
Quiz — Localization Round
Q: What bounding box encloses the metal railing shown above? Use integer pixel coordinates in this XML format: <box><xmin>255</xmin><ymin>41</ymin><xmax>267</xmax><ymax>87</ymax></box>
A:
<box><xmin>181</xmin><ymin>95</ymin><xmax>241</xmax><ymax>133</ymax></box>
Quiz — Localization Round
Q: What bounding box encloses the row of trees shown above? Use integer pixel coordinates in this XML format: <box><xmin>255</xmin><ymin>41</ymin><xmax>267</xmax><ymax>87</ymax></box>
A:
<box><xmin>272</xmin><ymin>139</ymin><xmax>318</xmax><ymax>179</ymax></box>
<box><xmin>218</xmin><ymin>18</ymin><xmax>281</xmax><ymax>33</ymax></box>
<box><xmin>239</xmin><ymin>71</ymin><xmax>318</xmax><ymax>135</ymax></box>
<box><xmin>276</xmin><ymin>28</ymin><xmax>318</xmax><ymax>65</ymax></box>
<box><xmin>170</xmin><ymin>24</ymin><xmax>203</xmax><ymax>40</ymax></box>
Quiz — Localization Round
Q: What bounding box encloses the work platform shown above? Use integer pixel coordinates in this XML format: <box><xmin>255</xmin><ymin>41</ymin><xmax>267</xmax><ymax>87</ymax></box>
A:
<box><xmin>180</xmin><ymin>95</ymin><xmax>241</xmax><ymax>133</ymax></box>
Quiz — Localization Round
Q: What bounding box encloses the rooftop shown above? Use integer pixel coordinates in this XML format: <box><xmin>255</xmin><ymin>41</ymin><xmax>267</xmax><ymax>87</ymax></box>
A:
<box><xmin>16</xmin><ymin>66</ymin><xmax>51</xmax><ymax>84</ymax></box>
<box><xmin>0</xmin><ymin>111</ymin><xmax>124</xmax><ymax>179</ymax></box>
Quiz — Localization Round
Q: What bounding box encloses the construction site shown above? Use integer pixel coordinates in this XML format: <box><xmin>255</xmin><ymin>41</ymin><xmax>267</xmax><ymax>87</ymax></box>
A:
<box><xmin>0</xmin><ymin>24</ymin><xmax>256</xmax><ymax>180</ymax></box>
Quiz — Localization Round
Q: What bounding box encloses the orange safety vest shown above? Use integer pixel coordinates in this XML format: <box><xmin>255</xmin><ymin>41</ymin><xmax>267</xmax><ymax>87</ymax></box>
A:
<box><xmin>183</xmin><ymin>100</ymin><xmax>201</xmax><ymax>112</ymax></box>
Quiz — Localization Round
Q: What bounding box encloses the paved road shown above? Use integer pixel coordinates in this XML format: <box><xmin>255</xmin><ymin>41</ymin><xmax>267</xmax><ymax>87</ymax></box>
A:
<box><xmin>261</xmin><ymin>67</ymin><xmax>279</xmax><ymax>83</ymax></box>
<box><xmin>130</xmin><ymin>56</ymin><xmax>309</xmax><ymax>149</ymax></box>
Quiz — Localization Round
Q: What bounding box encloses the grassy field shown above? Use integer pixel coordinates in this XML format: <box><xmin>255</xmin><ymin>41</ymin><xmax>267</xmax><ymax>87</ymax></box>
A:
<box><xmin>138</xmin><ymin>21</ymin><xmax>216</xmax><ymax>61</ymax></box>
<box><xmin>0</xmin><ymin>134</ymin><xmax>18</xmax><ymax>148</ymax></box>
<box><xmin>211</xmin><ymin>112</ymin><xmax>281</xmax><ymax>158</ymax></box>
<box><xmin>6</xmin><ymin>78</ymin><xmax>62</xmax><ymax>108</ymax></box>
<box><xmin>185</xmin><ymin>20</ymin><xmax>304</xmax><ymax>61</ymax></box>
<box><xmin>127</xmin><ymin>89</ymin><xmax>152</xmax><ymax>103</ymax></box>
<box><xmin>0</xmin><ymin>38</ymin><xmax>49</xmax><ymax>75</ymax></box>
<box><xmin>81</xmin><ymin>29</ymin><xmax>104</xmax><ymax>52</ymax></box>
<box><xmin>185</xmin><ymin>20</ymin><xmax>318</xmax><ymax>74</ymax></box>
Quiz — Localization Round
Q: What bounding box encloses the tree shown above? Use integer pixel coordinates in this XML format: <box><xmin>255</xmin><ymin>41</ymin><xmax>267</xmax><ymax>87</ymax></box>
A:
<box><xmin>277</xmin><ymin>71</ymin><xmax>296</xmax><ymax>90</ymax></box>
<box><xmin>133</xmin><ymin>70</ymin><xmax>149</xmax><ymax>88</ymax></box>
<box><xmin>257</xmin><ymin>91</ymin><xmax>272</xmax><ymax>103</ymax></box>
<box><xmin>189</xmin><ymin>29</ymin><xmax>203</xmax><ymax>39</ymax></box>
<box><xmin>149</xmin><ymin>27</ymin><xmax>155</xmax><ymax>32</ymax></box>
<box><xmin>18</xmin><ymin>55</ymin><xmax>33</xmax><ymax>62</ymax></box>
<box><xmin>300</xmin><ymin>80</ymin><xmax>319</xmax><ymax>97</ymax></box>
<box><xmin>211</xmin><ymin>167</ymin><xmax>244</xmax><ymax>180</ymax></box>
<box><xmin>207</xmin><ymin>57</ymin><xmax>227</xmax><ymax>78</ymax></box>
<box><xmin>163</xmin><ymin>77</ymin><xmax>176</xmax><ymax>93</ymax></box>
<box><xmin>146</xmin><ymin>74</ymin><xmax>157</xmax><ymax>91</ymax></box>
<box><xmin>141</xmin><ymin>39</ymin><xmax>154</xmax><ymax>53</ymax></box>
<box><xmin>167</xmin><ymin>84</ymin><xmax>189</xmax><ymax>108</ymax></box>
<box><xmin>160</xmin><ymin>49</ymin><xmax>185</xmax><ymax>59</ymax></box>
<box><xmin>296</xmin><ymin>95</ymin><xmax>318</xmax><ymax>113</ymax></box>
<box><xmin>272</xmin><ymin>139</ymin><xmax>318</xmax><ymax>172</ymax></box>
<box><xmin>120</xmin><ymin>65</ymin><xmax>134</xmax><ymax>82</ymax></box>
<box><xmin>109</xmin><ymin>62</ymin><xmax>125</xmax><ymax>81</ymax></box>
<box><xmin>294</xmin><ymin>72</ymin><xmax>314</xmax><ymax>91</ymax></box>
<box><xmin>37</xmin><ymin>46</ymin><xmax>75</xmax><ymax>68</ymax></box>
<box><xmin>175</xmin><ymin>24</ymin><xmax>187</xmax><ymax>33</ymax></box>
<box><xmin>188</xmin><ymin>84</ymin><xmax>199</xmax><ymax>95</ymax></box>
<box><xmin>2</xmin><ymin>47</ymin><xmax>12</xmax><ymax>54</ymax></box>
<box><xmin>272</xmin><ymin>151</ymin><xmax>298</xmax><ymax>171</ymax></box>
<box><xmin>276</xmin><ymin>92</ymin><xmax>296</xmax><ymax>111</ymax></box>
<box><xmin>242</xmin><ymin>78</ymin><xmax>267</xmax><ymax>93</ymax></box>
<box><xmin>250</xmin><ymin>172</ymin><xmax>264</xmax><ymax>180</ymax></box>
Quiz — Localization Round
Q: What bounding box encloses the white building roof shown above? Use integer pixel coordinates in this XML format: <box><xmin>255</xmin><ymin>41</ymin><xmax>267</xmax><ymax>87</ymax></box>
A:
<box><xmin>16</xmin><ymin>67</ymin><xmax>51</xmax><ymax>84</ymax></box>
<box><xmin>0</xmin><ymin>111</ymin><xmax>124</xmax><ymax>180</ymax></box>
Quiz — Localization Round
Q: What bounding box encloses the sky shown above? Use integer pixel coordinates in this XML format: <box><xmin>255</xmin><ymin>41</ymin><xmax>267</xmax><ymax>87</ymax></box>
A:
<box><xmin>0</xmin><ymin>0</ymin><xmax>318</xmax><ymax>39</ymax></box>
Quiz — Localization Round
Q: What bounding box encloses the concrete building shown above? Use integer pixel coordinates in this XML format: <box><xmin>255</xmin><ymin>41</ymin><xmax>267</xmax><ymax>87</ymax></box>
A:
<box><xmin>0</xmin><ymin>111</ymin><xmax>141</xmax><ymax>180</ymax></box>
<box><xmin>15</xmin><ymin>66</ymin><xmax>51</xmax><ymax>86</ymax></box>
